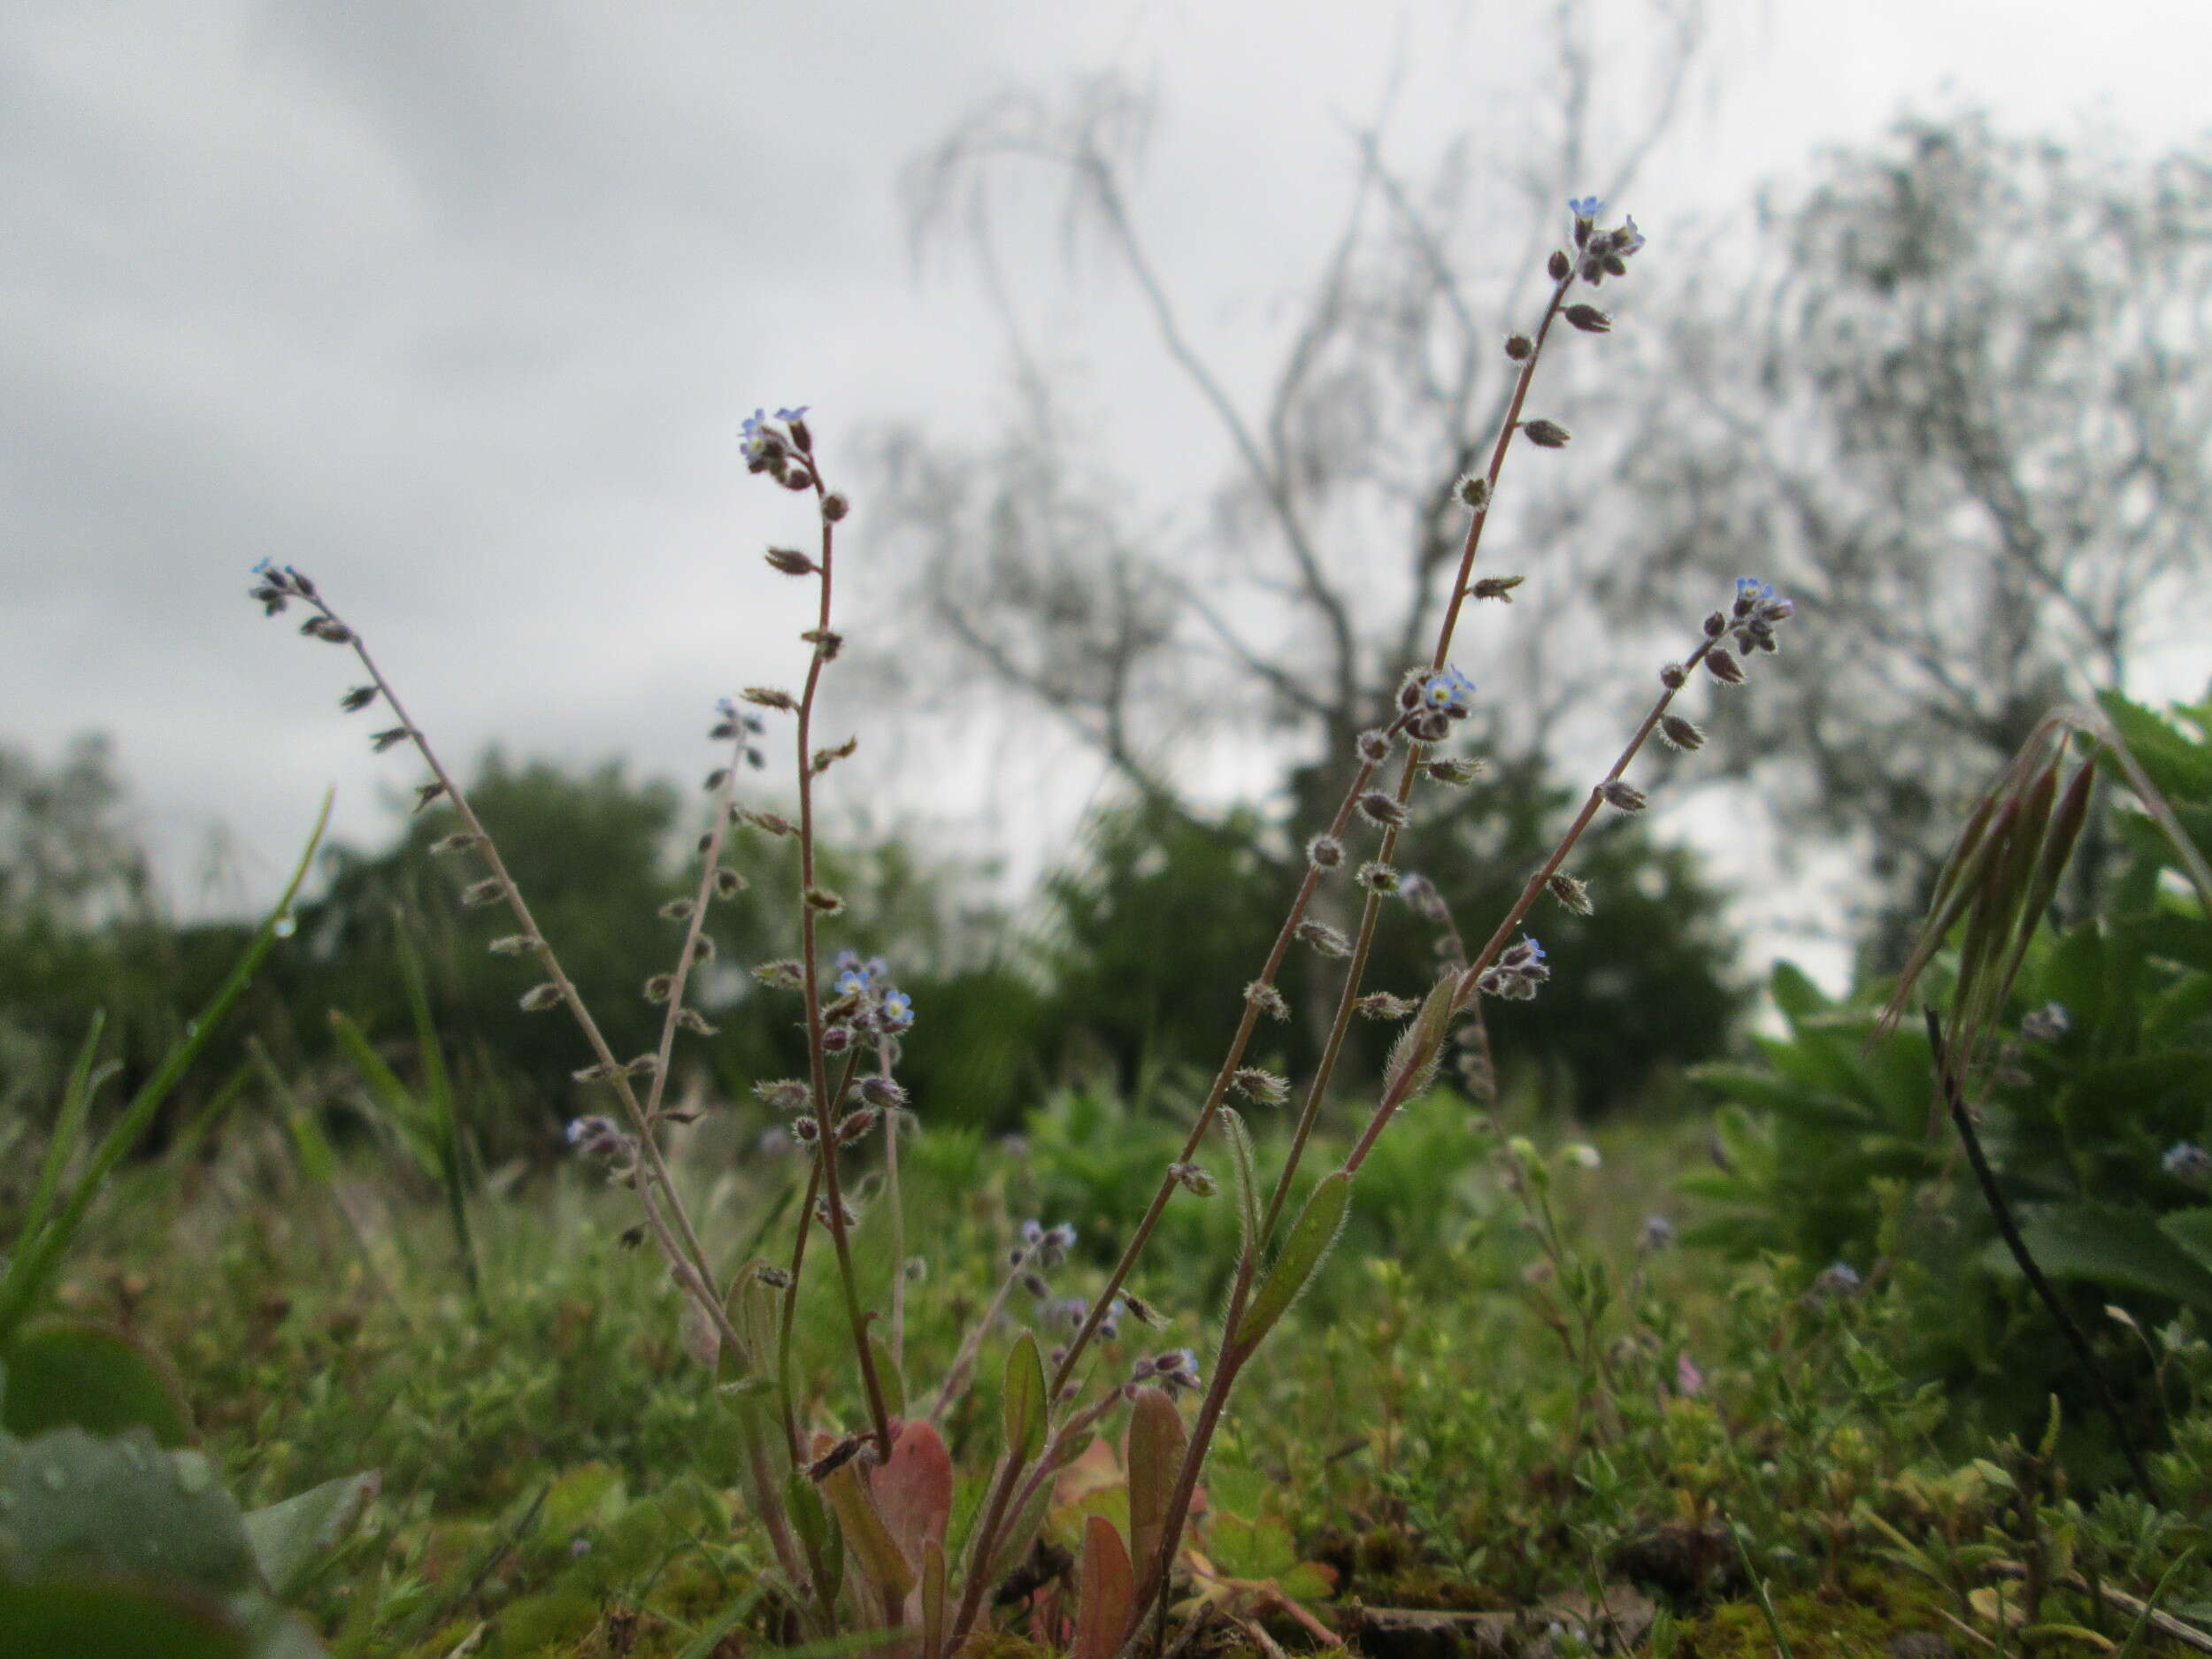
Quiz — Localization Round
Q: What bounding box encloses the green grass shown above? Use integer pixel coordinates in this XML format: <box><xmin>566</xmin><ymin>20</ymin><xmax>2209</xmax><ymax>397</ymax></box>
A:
<box><xmin>40</xmin><ymin>1088</ymin><xmax>2212</xmax><ymax>1656</ymax></box>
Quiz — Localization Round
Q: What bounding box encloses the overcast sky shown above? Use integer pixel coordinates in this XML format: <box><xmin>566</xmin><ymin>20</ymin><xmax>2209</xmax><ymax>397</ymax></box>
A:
<box><xmin>4</xmin><ymin>0</ymin><xmax>2208</xmax><ymax>977</ymax></box>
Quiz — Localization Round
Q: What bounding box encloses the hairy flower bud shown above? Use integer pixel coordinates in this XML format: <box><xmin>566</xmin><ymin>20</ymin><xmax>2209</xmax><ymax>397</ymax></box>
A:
<box><xmin>1658</xmin><ymin>714</ymin><xmax>1705</xmax><ymax>752</ymax></box>
<box><xmin>1469</xmin><ymin>575</ymin><xmax>1525</xmax><ymax>603</ymax></box>
<box><xmin>1503</xmin><ymin>333</ymin><xmax>1535</xmax><ymax>362</ymax></box>
<box><xmin>1425</xmin><ymin>757</ymin><xmax>1485</xmax><ymax>787</ymax></box>
<box><xmin>1232</xmin><ymin>1068</ymin><xmax>1291</xmax><ymax>1106</ymax></box>
<box><xmin>1548</xmin><ymin>248</ymin><xmax>1573</xmax><ymax>280</ymax></box>
<box><xmin>488</xmin><ymin>933</ymin><xmax>537</xmax><ymax>956</ymax></box>
<box><xmin>821</xmin><ymin>491</ymin><xmax>849</xmax><ymax>522</ymax></box>
<box><xmin>659</xmin><ymin>897</ymin><xmax>696</xmax><ymax>921</ymax></box>
<box><xmin>1296</xmin><ymin>918</ymin><xmax>1353</xmax><ymax>958</ymax></box>
<box><xmin>1456</xmin><ymin>473</ymin><xmax>1492</xmax><ymax>511</ymax></box>
<box><xmin>859</xmin><ymin>1074</ymin><xmax>908</xmax><ymax>1111</ymax></box>
<box><xmin>742</xmin><ymin>686</ymin><xmax>797</xmax><ymax>712</ymax></box>
<box><xmin>1357</xmin><ymin>789</ymin><xmax>1409</xmax><ymax>830</ymax></box>
<box><xmin>1601</xmin><ymin>780</ymin><xmax>1647</xmax><ymax>812</ymax></box>
<box><xmin>764</xmin><ymin>546</ymin><xmax>818</xmax><ymax>577</ymax></box>
<box><xmin>519</xmin><ymin>983</ymin><xmax>562</xmax><ymax>1011</ymax></box>
<box><xmin>1356</xmin><ymin>861</ymin><xmax>1402</xmax><ymax>895</ymax></box>
<box><xmin>1563</xmin><ymin>303</ymin><xmax>1613</xmax><ymax>334</ymax></box>
<box><xmin>1169</xmin><ymin>1162</ymin><xmax>1217</xmax><ymax>1197</ymax></box>
<box><xmin>1659</xmin><ymin>662</ymin><xmax>1687</xmax><ymax>690</ymax></box>
<box><xmin>1356</xmin><ymin>991</ymin><xmax>1417</xmax><ymax>1020</ymax></box>
<box><xmin>1547</xmin><ymin>872</ymin><xmax>1594</xmax><ymax>915</ymax></box>
<box><xmin>1307</xmin><ymin>834</ymin><xmax>1344</xmax><ymax>871</ymax></box>
<box><xmin>1522</xmin><ymin>419</ymin><xmax>1571</xmax><ymax>449</ymax></box>
<box><xmin>1356</xmin><ymin>727</ymin><xmax>1394</xmax><ymax>763</ymax></box>
<box><xmin>1705</xmin><ymin>648</ymin><xmax>1746</xmax><ymax>686</ymax></box>
<box><xmin>1243</xmin><ymin>980</ymin><xmax>1289</xmax><ymax>1020</ymax></box>
<box><xmin>462</xmin><ymin>879</ymin><xmax>505</xmax><ymax>907</ymax></box>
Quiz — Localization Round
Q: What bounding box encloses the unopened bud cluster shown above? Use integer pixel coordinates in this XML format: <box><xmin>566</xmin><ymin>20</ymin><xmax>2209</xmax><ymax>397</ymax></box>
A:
<box><xmin>1476</xmin><ymin>936</ymin><xmax>1550</xmax><ymax>1002</ymax></box>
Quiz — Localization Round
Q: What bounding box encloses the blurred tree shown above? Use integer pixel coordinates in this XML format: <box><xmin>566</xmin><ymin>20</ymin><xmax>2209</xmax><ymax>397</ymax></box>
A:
<box><xmin>1035</xmin><ymin>756</ymin><xmax>1741</xmax><ymax>1118</ymax></box>
<box><xmin>861</xmin><ymin>4</ymin><xmax>1742</xmax><ymax>1106</ymax></box>
<box><xmin>877</xmin><ymin>5</ymin><xmax>1715</xmax><ymax>831</ymax></box>
<box><xmin>1609</xmin><ymin>112</ymin><xmax>2212</xmax><ymax>963</ymax></box>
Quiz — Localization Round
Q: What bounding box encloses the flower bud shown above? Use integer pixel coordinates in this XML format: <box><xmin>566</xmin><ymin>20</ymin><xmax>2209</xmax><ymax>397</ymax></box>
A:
<box><xmin>1547</xmin><ymin>872</ymin><xmax>1593</xmax><ymax>915</ymax></box>
<box><xmin>1659</xmin><ymin>663</ymin><xmax>1687</xmax><ymax>690</ymax></box>
<box><xmin>1356</xmin><ymin>861</ymin><xmax>1402</xmax><ymax>895</ymax></box>
<box><xmin>1601</xmin><ymin>780</ymin><xmax>1647</xmax><ymax>813</ymax></box>
<box><xmin>1356</xmin><ymin>728</ymin><xmax>1394</xmax><ymax>763</ymax></box>
<box><xmin>820</xmin><ymin>1024</ymin><xmax>854</xmax><ymax>1055</ymax></box>
<box><xmin>1456</xmin><ymin>474</ymin><xmax>1492</xmax><ymax>511</ymax></box>
<box><xmin>1357</xmin><ymin>790</ymin><xmax>1409</xmax><ymax>829</ymax></box>
<box><xmin>764</xmin><ymin>547</ymin><xmax>818</xmax><ymax>577</ymax></box>
<box><xmin>1307</xmin><ymin>834</ymin><xmax>1344</xmax><ymax>871</ymax></box>
<box><xmin>1356</xmin><ymin>991</ymin><xmax>1416</xmax><ymax>1020</ymax></box>
<box><xmin>1470</xmin><ymin>575</ymin><xmax>1525</xmax><ymax>602</ymax></box>
<box><xmin>1425</xmin><ymin>757</ymin><xmax>1485</xmax><ymax>787</ymax></box>
<box><xmin>1168</xmin><ymin>1162</ymin><xmax>1217</xmax><ymax>1197</ymax></box>
<box><xmin>1702</xmin><ymin>611</ymin><xmax>1726</xmax><ymax>638</ymax></box>
<box><xmin>1523</xmin><ymin>419</ymin><xmax>1571</xmax><ymax>449</ymax></box>
<box><xmin>1243</xmin><ymin>979</ymin><xmax>1289</xmax><ymax>1020</ymax></box>
<box><xmin>1704</xmin><ymin>649</ymin><xmax>1746</xmax><ymax>686</ymax></box>
<box><xmin>519</xmin><ymin>982</ymin><xmax>563</xmax><ymax>1011</ymax></box>
<box><xmin>1563</xmin><ymin>303</ymin><xmax>1613</xmax><ymax>334</ymax></box>
<box><xmin>1296</xmin><ymin>918</ymin><xmax>1353</xmax><ymax>958</ymax></box>
<box><xmin>821</xmin><ymin>491</ymin><xmax>849</xmax><ymax>522</ymax></box>
<box><xmin>1658</xmin><ymin>714</ymin><xmax>1705</xmax><ymax>752</ymax></box>
<box><xmin>1503</xmin><ymin>333</ymin><xmax>1535</xmax><ymax>361</ymax></box>
<box><xmin>1548</xmin><ymin>249</ymin><xmax>1573</xmax><ymax>280</ymax></box>
<box><xmin>1232</xmin><ymin>1069</ymin><xmax>1290</xmax><ymax>1106</ymax></box>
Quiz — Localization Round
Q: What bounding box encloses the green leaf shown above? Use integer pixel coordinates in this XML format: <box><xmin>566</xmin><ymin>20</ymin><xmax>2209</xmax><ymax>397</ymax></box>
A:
<box><xmin>1769</xmin><ymin>961</ymin><xmax>1832</xmax><ymax>1026</ymax></box>
<box><xmin>1234</xmin><ymin>1171</ymin><xmax>1350</xmax><ymax>1359</ymax></box>
<box><xmin>1002</xmin><ymin>1330</ymin><xmax>1047</xmax><ymax>1463</ymax></box>
<box><xmin>869</xmin><ymin>1335</ymin><xmax>905</xmax><ymax>1420</ymax></box>
<box><xmin>1381</xmin><ymin>976</ymin><xmax>1458</xmax><ymax>1108</ymax></box>
<box><xmin>1993</xmin><ymin>1202</ymin><xmax>2212</xmax><ymax>1311</ymax></box>
<box><xmin>0</xmin><ymin>1320</ymin><xmax>195</xmax><ymax>1448</ymax></box>
<box><xmin>784</xmin><ymin>1467</ymin><xmax>842</xmax><ymax>1610</ymax></box>
<box><xmin>0</xmin><ymin>1580</ymin><xmax>250</xmax><ymax>1659</ymax></box>
<box><xmin>1221</xmin><ymin>1107</ymin><xmax>1258</xmax><ymax>1256</ymax></box>
<box><xmin>243</xmin><ymin>1471</ymin><xmax>380</xmax><ymax>1601</ymax></box>
<box><xmin>325</xmin><ymin>1011</ymin><xmax>439</xmax><ymax>1177</ymax></box>
<box><xmin>1125</xmin><ymin>1386</ymin><xmax>1186</xmax><ymax>1586</ymax></box>
<box><xmin>0</xmin><ymin>795</ymin><xmax>330</xmax><ymax>1351</ymax></box>
<box><xmin>21</xmin><ymin>1012</ymin><xmax>109</xmax><ymax>1248</ymax></box>
<box><xmin>0</xmin><ymin>1426</ymin><xmax>259</xmax><ymax>1598</ymax></box>
<box><xmin>821</xmin><ymin>1457</ymin><xmax>915</xmax><ymax>1604</ymax></box>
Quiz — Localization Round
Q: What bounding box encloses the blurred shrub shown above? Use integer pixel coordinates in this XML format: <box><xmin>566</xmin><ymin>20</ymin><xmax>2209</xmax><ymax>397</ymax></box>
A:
<box><xmin>1035</xmin><ymin>754</ymin><xmax>1744</xmax><ymax>1121</ymax></box>
<box><xmin>1683</xmin><ymin>690</ymin><xmax>2212</xmax><ymax>1475</ymax></box>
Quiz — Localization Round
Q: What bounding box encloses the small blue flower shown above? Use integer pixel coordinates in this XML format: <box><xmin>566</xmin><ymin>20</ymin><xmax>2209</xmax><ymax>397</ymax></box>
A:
<box><xmin>1737</xmin><ymin>577</ymin><xmax>1775</xmax><ymax>604</ymax></box>
<box><xmin>251</xmin><ymin>557</ymin><xmax>278</xmax><ymax>577</ymax></box>
<box><xmin>1617</xmin><ymin>215</ymin><xmax>1645</xmax><ymax>256</ymax></box>
<box><xmin>880</xmin><ymin>989</ymin><xmax>914</xmax><ymax>1032</ymax></box>
<box><xmin>1815</xmin><ymin>1261</ymin><xmax>1863</xmax><ymax>1296</ymax></box>
<box><xmin>834</xmin><ymin>970</ymin><xmax>869</xmax><ymax>998</ymax></box>
<box><xmin>1568</xmin><ymin>196</ymin><xmax>1603</xmax><ymax>221</ymax></box>
<box><xmin>775</xmin><ymin>405</ymin><xmax>810</xmax><ymax>422</ymax></box>
<box><xmin>1525</xmin><ymin>937</ymin><xmax>1546</xmax><ymax>964</ymax></box>
<box><xmin>1421</xmin><ymin>665</ymin><xmax>1478</xmax><ymax>713</ymax></box>
<box><xmin>2164</xmin><ymin>1142</ymin><xmax>2212</xmax><ymax>1182</ymax></box>
<box><xmin>739</xmin><ymin>407</ymin><xmax>770</xmax><ymax>459</ymax></box>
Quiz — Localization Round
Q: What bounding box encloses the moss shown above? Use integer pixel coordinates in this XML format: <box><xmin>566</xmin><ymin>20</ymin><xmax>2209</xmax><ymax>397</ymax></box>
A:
<box><xmin>1675</xmin><ymin>1565</ymin><xmax>1957</xmax><ymax>1659</ymax></box>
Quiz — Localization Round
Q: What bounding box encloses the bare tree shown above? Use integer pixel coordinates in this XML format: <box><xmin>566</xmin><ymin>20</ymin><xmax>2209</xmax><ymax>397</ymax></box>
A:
<box><xmin>1608</xmin><ymin>111</ymin><xmax>2212</xmax><ymax>955</ymax></box>
<box><xmin>866</xmin><ymin>3</ymin><xmax>1713</xmax><ymax>848</ymax></box>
